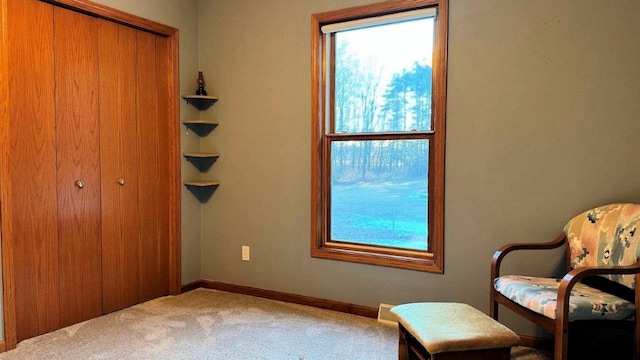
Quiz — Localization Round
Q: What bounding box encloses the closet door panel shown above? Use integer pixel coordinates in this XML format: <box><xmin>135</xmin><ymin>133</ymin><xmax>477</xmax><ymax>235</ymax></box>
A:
<box><xmin>6</xmin><ymin>0</ymin><xmax>60</xmax><ymax>341</ymax></box>
<box><xmin>136</xmin><ymin>31</ymin><xmax>162</xmax><ymax>302</ymax></box>
<box><xmin>98</xmin><ymin>20</ymin><xmax>141</xmax><ymax>313</ymax></box>
<box><xmin>54</xmin><ymin>6</ymin><xmax>103</xmax><ymax>327</ymax></box>
<box><xmin>155</xmin><ymin>36</ymin><xmax>171</xmax><ymax>296</ymax></box>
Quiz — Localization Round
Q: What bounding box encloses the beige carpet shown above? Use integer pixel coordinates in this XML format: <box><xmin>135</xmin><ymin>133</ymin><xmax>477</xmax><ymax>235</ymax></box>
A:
<box><xmin>0</xmin><ymin>289</ymin><xmax>551</xmax><ymax>359</ymax></box>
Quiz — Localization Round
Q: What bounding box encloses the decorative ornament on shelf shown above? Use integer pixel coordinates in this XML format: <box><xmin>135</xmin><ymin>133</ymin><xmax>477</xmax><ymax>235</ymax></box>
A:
<box><xmin>182</xmin><ymin>71</ymin><xmax>218</xmax><ymax>111</ymax></box>
<box><xmin>196</xmin><ymin>71</ymin><xmax>207</xmax><ymax>96</ymax></box>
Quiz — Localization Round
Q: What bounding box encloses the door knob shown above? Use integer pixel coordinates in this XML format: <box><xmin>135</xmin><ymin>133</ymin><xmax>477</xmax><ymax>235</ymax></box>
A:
<box><xmin>75</xmin><ymin>180</ymin><xmax>84</xmax><ymax>189</ymax></box>
<box><xmin>118</xmin><ymin>178</ymin><xmax>125</xmax><ymax>185</ymax></box>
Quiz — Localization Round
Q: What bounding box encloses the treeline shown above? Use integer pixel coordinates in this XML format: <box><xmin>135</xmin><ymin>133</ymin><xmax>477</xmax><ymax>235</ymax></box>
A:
<box><xmin>333</xmin><ymin>45</ymin><xmax>432</xmax><ymax>183</ymax></box>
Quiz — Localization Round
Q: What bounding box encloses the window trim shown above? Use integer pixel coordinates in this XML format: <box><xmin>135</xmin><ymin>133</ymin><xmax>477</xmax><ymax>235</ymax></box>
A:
<box><xmin>311</xmin><ymin>0</ymin><xmax>448</xmax><ymax>273</ymax></box>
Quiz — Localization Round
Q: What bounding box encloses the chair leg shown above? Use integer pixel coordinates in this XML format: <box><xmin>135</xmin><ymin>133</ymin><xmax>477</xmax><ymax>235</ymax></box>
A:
<box><xmin>490</xmin><ymin>291</ymin><xmax>498</xmax><ymax>320</ymax></box>
<box><xmin>554</xmin><ymin>320</ymin><xmax>569</xmax><ymax>360</ymax></box>
<box><xmin>635</xmin><ymin>319</ymin><xmax>640</xmax><ymax>360</ymax></box>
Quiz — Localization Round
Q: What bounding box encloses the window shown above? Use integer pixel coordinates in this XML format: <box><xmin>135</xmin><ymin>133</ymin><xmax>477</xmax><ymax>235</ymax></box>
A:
<box><xmin>311</xmin><ymin>0</ymin><xmax>448</xmax><ymax>272</ymax></box>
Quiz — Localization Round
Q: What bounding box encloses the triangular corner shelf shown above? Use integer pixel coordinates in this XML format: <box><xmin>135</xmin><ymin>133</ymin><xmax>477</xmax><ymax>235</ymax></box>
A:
<box><xmin>182</xmin><ymin>95</ymin><xmax>219</xmax><ymax>111</ymax></box>
<box><xmin>183</xmin><ymin>152</ymin><xmax>220</xmax><ymax>172</ymax></box>
<box><xmin>184</xmin><ymin>181</ymin><xmax>220</xmax><ymax>203</ymax></box>
<box><xmin>182</xmin><ymin>120</ymin><xmax>219</xmax><ymax>137</ymax></box>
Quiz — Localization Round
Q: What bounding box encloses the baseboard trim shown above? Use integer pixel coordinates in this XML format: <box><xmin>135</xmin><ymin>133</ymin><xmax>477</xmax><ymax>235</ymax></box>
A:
<box><xmin>181</xmin><ymin>279</ymin><xmax>378</xmax><ymax>319</ymax></box>
<box><xmin>0</xmin><ymin>340</ymin><xmax>5</xmax><ymax>353</ymax></box>
<box><xmin>518</xmin><ymin>334</ymin><xmax>552</xmax><ymax>351</ymax></box>
<box><xmin>180</xmin><ymin>280</ymin><xmax>552</xmax><ymax>352</ymax></box>
<box><xmin>180</xmin><ymin>279</ymin><xmax>202</xmax><ymax>294</ymax></box>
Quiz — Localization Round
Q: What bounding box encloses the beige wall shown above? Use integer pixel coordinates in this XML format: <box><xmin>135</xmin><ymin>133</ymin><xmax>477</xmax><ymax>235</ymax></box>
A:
<box><xmin>91</xmin><ymin>0</ymin><xmax>203</xmax><ymax>285</ymax></box>
<box><xmin>197</xmin><ymin>0</ymin><xmax>640</xmax><ymax>336</ymax></box>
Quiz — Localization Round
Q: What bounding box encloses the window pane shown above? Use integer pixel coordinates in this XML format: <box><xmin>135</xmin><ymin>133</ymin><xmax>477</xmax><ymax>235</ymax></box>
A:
<box><xmin>333</xmin><ymin>18</ymin><xmax>434</xmax><ymax>133</ymax></box>
<box><xmin>330</xmin><ymin>139</ymin><xmax>429</xmax><ymax>251</ymax></box>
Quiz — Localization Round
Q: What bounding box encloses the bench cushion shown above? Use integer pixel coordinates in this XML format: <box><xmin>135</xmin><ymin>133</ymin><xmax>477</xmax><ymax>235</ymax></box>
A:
<box><xmin>390</xmin><ymin>302</ymin><xmax>520</xmax><ymax>354</ymax></box>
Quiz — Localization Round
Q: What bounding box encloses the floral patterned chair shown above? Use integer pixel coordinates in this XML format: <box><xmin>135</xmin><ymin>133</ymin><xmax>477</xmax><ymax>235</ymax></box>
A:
<box><xmin>490</xmin><ymin>203</ymin><xmax>640</xmax><ymax>360</ymax></box>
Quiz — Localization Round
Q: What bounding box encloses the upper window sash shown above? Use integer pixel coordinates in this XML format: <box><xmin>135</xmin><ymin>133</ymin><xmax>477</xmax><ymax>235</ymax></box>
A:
<box><xmin>323</xmin><ymin>8</ymin><xmax>437</xmax><ymax>135</ymax></box>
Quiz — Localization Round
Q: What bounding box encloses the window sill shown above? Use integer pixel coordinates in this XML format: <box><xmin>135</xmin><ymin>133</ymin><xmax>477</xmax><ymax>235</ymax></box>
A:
<box><xmin>311</xmin><ymin>243</ymin><xmax>443</xmax><ymax>273</ymax></box>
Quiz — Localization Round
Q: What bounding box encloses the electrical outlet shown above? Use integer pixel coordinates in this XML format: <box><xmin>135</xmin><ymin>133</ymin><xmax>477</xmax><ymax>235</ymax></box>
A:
<box><xmin>242</xmin><ymin>246</ymin><xmax>250</xmax><ymax>261</ymax></box>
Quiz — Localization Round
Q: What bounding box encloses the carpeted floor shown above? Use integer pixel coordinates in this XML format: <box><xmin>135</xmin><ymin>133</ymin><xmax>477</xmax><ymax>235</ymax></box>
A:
<box><xmin>0</xmin><ymin>289</ymin><xmax>551</xmax><ymax>359</ymax></box>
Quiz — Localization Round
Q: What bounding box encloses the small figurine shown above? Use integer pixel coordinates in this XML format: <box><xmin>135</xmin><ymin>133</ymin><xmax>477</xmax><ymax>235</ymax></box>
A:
<box><xmin>196</xmin><ymin>71</ymin><xmax>207</xmax><ymax>96</ymax></box>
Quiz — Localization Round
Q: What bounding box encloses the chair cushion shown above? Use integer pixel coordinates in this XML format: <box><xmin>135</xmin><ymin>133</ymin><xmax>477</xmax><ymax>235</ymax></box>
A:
<box><xmin>494</xmin><ymin>275</ymin><xmax>635</xmax><ymax>321</ymax></box>
<box><xmin>564</xmin><ymin>203</ymin><xmax>640</xmax><ymax>289</ymax></box>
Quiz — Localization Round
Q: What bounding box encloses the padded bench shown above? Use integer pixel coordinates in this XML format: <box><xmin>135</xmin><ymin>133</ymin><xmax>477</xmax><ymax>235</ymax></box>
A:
<box><xmin>391</xmin><ymin>302</ymin><xmax>521</xmax><ymax>360</ymax></box>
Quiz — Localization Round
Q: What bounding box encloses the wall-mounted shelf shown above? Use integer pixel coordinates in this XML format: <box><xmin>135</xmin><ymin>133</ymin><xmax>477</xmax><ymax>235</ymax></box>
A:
<box><xmin>182</xmin><ymin>120</ymin><xmax>219</xmax><ymax>137</ymax></box>
<box><xmin>182</xmin><ymin>95</ymin><xmax>218</xmax><ymax>111</ymax></box>
<box><xmin>184</xmin><ymin>181</ymin><xmax>220</xmax><ymax>203</ymax></box>
<box><xmin>182</xmin><ymin>77</ymin><xmax>219</xmax><ymax>203</ymax></box>
<box><xmin>183</xmin><ymin>152</ymin><xmax>220</xmax><ymax>172</ymax></box>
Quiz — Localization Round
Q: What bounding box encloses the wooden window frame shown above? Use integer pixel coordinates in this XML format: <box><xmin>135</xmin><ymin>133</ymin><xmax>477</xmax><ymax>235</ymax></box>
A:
<box><xmin>310</xmin><ymin>0</ymin><xmax>448</xmax><ymax>273</ymax></box>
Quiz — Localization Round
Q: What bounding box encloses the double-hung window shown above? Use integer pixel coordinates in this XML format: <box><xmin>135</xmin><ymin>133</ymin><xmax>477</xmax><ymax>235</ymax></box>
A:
<box><xmin>311</xmin><ymin>0</ymin><xmax>448</xmax><ymax>272</ymax></box>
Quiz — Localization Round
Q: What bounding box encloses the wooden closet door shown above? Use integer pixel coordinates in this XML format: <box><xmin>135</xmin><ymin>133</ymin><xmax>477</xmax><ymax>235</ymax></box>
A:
<box><xmin>5</xmin><ymin>0</ymin><xmax>60</xmax><ymax>342</ymax></box>
<box><xmin>100</xmin><ymin>22</ymin><xmax>171</xmax><ymax>310</ymax></box>
<box><xmin>53</xmin><ymin>6</ymin><xmax>103</xmax><ymax>328</ymax></box>
<box><xmin>2</xmin><ymin>0</ymin><xmax>179</xmax><ymax>347</ymax></box>
<box><xmin>137</xmin><ymin>32</ymin><xmax>171</xmax><ymax>302</ymax></box>
<box><xmin>155</xmin><ymin>35</ymin><xmax>172</xmax><ymax>298</ymax></box>
<box><xmin>98</xmin><ymin>20</ymin><xmax>142</xmax><ymax>314</ymax></box>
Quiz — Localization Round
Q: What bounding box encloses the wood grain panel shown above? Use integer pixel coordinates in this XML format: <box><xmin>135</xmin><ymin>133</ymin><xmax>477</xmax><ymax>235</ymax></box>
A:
<box><xmin>4</xmin><ymin>0</ymin><xmax>60</xmax><ymax>343</ymax></box>
<box><xmin>98</xmin><ymin>20</ymin><xmax>141</xmax><ymax>313</ymax></box>
<box><xmin>155</xmin><ymin>35</ymin><xmax>171</xmax><ymax>296</ymax></box>
<box><xmin>54</xmin><ymin>6</ymin><xmax>103</xmax><ymax>328</ymax></box>
<box><xmin>166</xmin><ymin>32</ymin><xmax>182</xmax><ymax>296</ymax></box>
<box><xmin>0</xmin><ymin>0</ymin><xmax>14</xmax><ymax>346</ymax></box>
<box><xmin>136</xmin><ymin>30</ymin><xmax>161</xmax><ymax>302</ymax></box>
<box><xmin>2</xmin><ymin>0</ymin><xmax>180</xmax><ymax>347</ymax></box>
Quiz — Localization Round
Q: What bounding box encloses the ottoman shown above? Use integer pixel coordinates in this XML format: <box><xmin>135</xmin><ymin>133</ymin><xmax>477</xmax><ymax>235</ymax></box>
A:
<box><xmin>391</xmin><ymin>302</ymin><xmax>521</xmax><ymax>360</ymax></box>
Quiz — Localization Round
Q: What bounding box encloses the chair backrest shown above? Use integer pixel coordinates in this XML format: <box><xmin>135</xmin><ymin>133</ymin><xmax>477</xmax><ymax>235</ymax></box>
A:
<box><xmin>564</xmin><ymin>203</ymin><xmax>640</xmax><ymax>289</ymax></box>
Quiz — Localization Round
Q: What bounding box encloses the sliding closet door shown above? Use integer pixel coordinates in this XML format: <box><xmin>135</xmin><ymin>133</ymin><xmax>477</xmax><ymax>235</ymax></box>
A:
<box><xmin>54</xmin><ymin>6</ymin><xmax>103</xmax><ymax>328</ymax></box>
<box><xmin>137</xmin><ymin>32</ymin><xmax>171</xmax><ymax>303</ymax></box>
<box><xmin>5</xmin><ymin>0</ymin><xmax>60</xmax><ymax>342</ymax></box>
<box><xmin>99</xmin><ymin>20</ymin><xmax>142</xmax><ymax>313</ymax></box>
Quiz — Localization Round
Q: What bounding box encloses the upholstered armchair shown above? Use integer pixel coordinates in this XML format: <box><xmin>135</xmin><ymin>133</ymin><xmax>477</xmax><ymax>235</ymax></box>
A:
<box><xmin>490</xmin><ymin>203</ymin><xmax>640</xmax><ymax>360</ymax></box>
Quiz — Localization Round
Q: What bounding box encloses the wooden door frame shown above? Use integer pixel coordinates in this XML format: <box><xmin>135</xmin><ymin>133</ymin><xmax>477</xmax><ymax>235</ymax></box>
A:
<box><xmin>0</xmin><ymin>0</ymin><xmax>181</xmax><ymax>349</ymax></box>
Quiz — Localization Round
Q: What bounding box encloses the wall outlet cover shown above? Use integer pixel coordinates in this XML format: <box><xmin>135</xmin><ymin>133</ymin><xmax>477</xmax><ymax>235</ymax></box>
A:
<box><xmin>242</xmin><ymin>246</ymin><xmax>250</xmax><ymax>261</ymax></box>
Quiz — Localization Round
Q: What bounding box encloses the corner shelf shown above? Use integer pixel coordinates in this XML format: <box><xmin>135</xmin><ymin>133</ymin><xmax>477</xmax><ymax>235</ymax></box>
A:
<box><xmin>183</xmin><ymin>152</ymin><xmax>220</xmax><ymax>172</ymax></box>
<box><xmin>182</xmin><ymin>95</ymin><xmax>219</xmax><ymax>111</ymax></box>
<box><xmin>182</xmin><ymin>86</ymin><xmax>219</xmax><ymax>203</ymax></box>
<box><xmin>182</xmin><ymin>120</ymin><xmax>219</xmax><ymax>137</ymax></box>
<box><xmin>183</xmin><ymin>181</ymin><xmax>220</xmax><ymax>204</ymax></box>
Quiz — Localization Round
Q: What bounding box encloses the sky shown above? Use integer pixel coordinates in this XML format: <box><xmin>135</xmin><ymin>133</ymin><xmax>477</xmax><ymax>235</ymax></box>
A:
<box><xmin>337</xmin><ymin>17</ymin><xmax>435</xmax><ymax>77</ymax></box>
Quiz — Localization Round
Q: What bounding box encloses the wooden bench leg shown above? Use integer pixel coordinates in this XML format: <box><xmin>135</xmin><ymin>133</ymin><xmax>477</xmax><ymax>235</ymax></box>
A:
<box><xmin>398</xmin><ymin>324</ymin><xmax>409</xmax><ymax>360</ymax></box>
<box><xmin>399</xmin><ymin>324</ymin><xmax>431</xmax><ymax>360</ymax></box>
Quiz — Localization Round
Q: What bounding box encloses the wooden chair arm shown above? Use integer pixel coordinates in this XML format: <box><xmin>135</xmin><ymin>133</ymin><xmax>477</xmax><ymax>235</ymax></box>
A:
<box><xmin>562</xmin><ymin>261</ymin><xmax>640</xmax><ymax>283</ymax></box>
<box><xmin>555</xmin><ymin>261</ymin><xmax>640</xmax><ymax>348</ymax></box>
<box><xmin>491</xmin><ymin>233</ymin><xmax>567</xmax><ymax>280</ymax></box>
<box><xmin>557</xmin><ymin>261</ymin><xmax>640</xmax><ymax>302</ymax></box>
